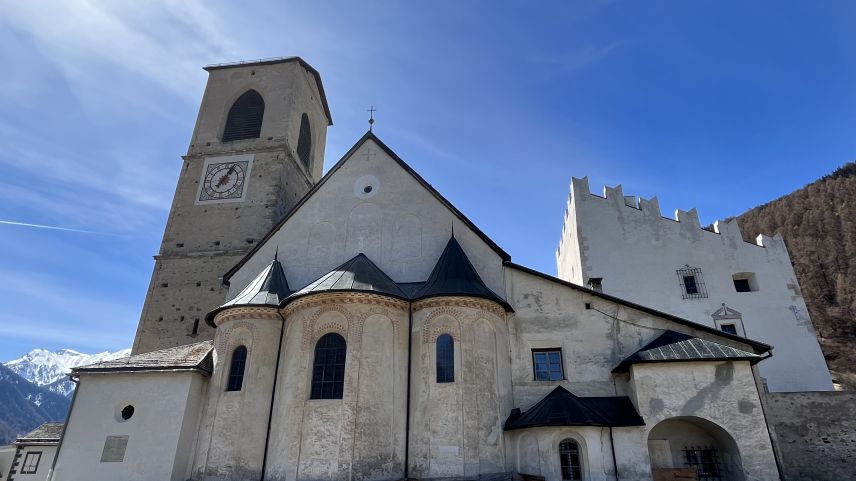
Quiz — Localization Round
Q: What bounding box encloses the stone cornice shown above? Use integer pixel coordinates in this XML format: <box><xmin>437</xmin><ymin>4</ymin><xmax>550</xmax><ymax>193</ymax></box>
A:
<box><xmin>213</xmin><ymin>306</ymin><xmax>281</xmax><ymax>326</ymax></box>
<box><xmin>282</xmin><ymin>292</ymin><xmax>409</xmax><ymax>317</ymax></box>
<box><xmin>413</xmin><ymin>296</ymin><xmax>506</xmax><ymax>319</ymax></box>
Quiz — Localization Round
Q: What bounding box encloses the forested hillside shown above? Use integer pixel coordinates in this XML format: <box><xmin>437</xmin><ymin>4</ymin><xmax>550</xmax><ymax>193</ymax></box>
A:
<box><xmin>735</xmin><ymin>162</ymin><xmax>856</xmax><ymax>390</ymax></box>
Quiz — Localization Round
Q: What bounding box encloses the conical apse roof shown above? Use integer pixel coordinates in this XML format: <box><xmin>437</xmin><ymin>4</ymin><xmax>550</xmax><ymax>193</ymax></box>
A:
<box><xmin>285</xmin><ymin>253</ymin><xmax>407</xmax><ymax>303</ymax></box>
<box><xmin>413</xmin><ymin>237</ymin><xmax>511</xmax><ymax>311</ymax></box>
<box><xmin>205</xmin><ymin>258</ymin><xmax>291</xmax><ymax>325</ymax></box>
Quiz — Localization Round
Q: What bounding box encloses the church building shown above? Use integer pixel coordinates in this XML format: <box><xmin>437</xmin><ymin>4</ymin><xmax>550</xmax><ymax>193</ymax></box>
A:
<box><xmin>49</xmin><ymin>57</ymin><xmax>797</xmax><ymax>481</ymax></box>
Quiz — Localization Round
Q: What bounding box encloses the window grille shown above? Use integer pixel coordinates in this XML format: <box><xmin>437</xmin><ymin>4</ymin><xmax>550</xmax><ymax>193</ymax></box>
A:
<box><xmin>311</xmin><ymin>333</ymin><xmax>347</xmax><ymax>399</ymax></box>
<box><xmin>683</xmin><ymin>445</ymin><xmax>722</xmax><ymax>481</ymax></box>
<box><xmin>226</xmin><ymin>346</ymin><xmax>247</xmax><ymax>391</ymax></box>
<box><xmin>436</xmin><ymin>334</ymin><xmax>455</xmax><ymax>383</ymax></box>
<box><xmin>558</xmin><ymin>439</ymin><xmax>582</xmax><ymax>480</ymax></box>
<box><xmin>533</xmin><ymin>349</ymin><xmax>564</xmax><ymax>381</ymax></box>
<box><xmin>21</xmin><ymin>452</ymin><xmax>41</xmax><ymax>474</ymax></box>
<box><xmin>297</xmin><ymin>113</ymin><xmax>312</xmax><ymax>168</ymax></box>
<box><xmin>222</xmin><ymin>90</ymin><xmax>264</xmax><ymax>142</ymax></box>
<box><xmin>677</xmin><ymin>265</ymin><xmax>708</xmax><ymax>299</ymax></box>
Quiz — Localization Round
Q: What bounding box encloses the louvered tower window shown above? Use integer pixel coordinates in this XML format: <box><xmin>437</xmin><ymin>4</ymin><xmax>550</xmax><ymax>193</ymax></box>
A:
<box><xmin>297</xmin><ymin>113</ymin><xmax>312</xmax><ymax>168</ymax></box>
<box><xmin>436</xmin><ymin>334</ymin><xmax>454</xmax><ymax>383</ymax></box>
<box><xmin>310</xmin><ymin>333</ymin><xmax>346</xmax><ymax>399</ymax></box>
<box><xmin>226</xmin><ymin>345</ymin><xmax>247</xmax><ymax>391</ymax></box>
<box><xmin>222</xmin><ymin>90</ymin><xmax>264</xmax><ymax>142</ymax></box>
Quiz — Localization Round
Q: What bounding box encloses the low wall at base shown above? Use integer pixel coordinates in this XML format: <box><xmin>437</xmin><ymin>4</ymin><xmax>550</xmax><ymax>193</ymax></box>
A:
<box><xmin>764</xmin><ymin>391</ymin><xmax>856</xmax><ymax>481</ymax></box>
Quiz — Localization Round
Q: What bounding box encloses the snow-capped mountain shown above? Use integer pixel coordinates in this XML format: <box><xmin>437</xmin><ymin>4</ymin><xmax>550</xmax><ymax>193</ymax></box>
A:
<box><xmin>4</xmin><ymin>348</ymin><xmax>131</xmax><ymax>397</ymax></box>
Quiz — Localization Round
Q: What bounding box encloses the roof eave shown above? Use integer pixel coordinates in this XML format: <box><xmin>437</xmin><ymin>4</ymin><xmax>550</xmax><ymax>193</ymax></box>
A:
<box><xmin>611</xmin><ymin>356</ymin><xmax>764</xmax><ymax>374</ymax></box>
<box><xmin>505</xmin><ymin>261</ymin><xmax>773</xmax><ymax>353</ymax></box>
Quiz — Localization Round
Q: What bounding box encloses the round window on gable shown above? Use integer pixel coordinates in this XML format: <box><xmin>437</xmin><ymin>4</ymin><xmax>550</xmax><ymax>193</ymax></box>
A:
<box><xmin>120</xmin><ymin>405</ymin><xmax>134</xmax><ymax>421</ymax></box>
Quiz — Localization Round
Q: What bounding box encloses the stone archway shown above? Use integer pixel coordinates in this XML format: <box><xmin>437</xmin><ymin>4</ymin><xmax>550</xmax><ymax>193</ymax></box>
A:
<box><xmin>647</xmin><ymin>417</ymin><xmax>744</xmax><ymax>481</ymax></box>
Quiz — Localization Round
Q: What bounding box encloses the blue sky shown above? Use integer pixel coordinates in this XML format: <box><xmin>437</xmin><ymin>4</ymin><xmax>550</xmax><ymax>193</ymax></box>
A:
<box><xmin>1</xmin><ymin>1</ymin><xmax>854</xmax><ymax>360</ymax></box>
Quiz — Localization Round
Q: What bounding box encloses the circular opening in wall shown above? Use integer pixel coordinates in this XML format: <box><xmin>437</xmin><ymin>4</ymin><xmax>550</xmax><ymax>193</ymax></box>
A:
<box><xmin>363</xmin><ymin>185</ymin><xmax>373</xmax><ymax>194</ymax></box>
<box><xmin>120</xmin><ymin>405</ymin><xmax>135</xmax><ymax>421</ymax></box>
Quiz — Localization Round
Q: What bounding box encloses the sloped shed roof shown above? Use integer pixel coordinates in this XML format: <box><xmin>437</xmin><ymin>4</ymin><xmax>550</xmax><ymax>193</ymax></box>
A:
<box><xmin>16</xmin><ymin>422</ymin><xmax>64</xmax><ymax>444</ymax></box>
<box><xmin>73</xmin><ymin>340</ymin><xmax>214</xmax><ymax>376</ymax></box>
<box><xmin>612</xmin><ymin>330</ymin><xmax>764</xmax><ymax>373</ymax></box>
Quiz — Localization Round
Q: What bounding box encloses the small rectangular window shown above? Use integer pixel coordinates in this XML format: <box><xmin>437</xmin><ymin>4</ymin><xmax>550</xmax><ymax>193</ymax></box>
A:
<box><xmin>532</xmin><ymin>349</ymin><xmax>564</xmax><ymax>381</ymax></box>
<box><xmin>21</xmin><ymin>451</ymin><xmax>41</xmax><ymax>474</ymax></box>
<box><xmin>683</xmin><ymin>275</ymin><xmax>699</xmax><ymax>295</ymax></box>
<box><xmin>719</xmin><ymin>324</ymin><xmax>738</xmax><ymax>335</ymax></box>
<box><xmin>733</xmin><ymin>279</ymin><xmax>751</xmax><ymax>292</ymax></box>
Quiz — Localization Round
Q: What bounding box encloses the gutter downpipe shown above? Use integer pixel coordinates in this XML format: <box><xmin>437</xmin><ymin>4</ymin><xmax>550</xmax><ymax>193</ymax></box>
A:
<box><xmin>46</xmin><ymin>375</ymin><xmax>80</xmax><ymax>481</ymax></box>
<box><xmin>609</xmin><ymin>426</ymin><xmax>620</xmax><ymax>481</ymax></box>
<box><xmin>404</xmin><ymin>302</ymin><xmax>414</xmax><ymax>479</ymax></box>
<box><xmin>261</xmin><ymin>308</ymin><xmax>288</xmax><ymax>480</ymax></box>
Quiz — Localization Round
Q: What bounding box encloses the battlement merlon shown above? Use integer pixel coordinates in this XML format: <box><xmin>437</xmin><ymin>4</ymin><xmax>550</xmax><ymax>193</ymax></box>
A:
<box><xmin>566</xmin><ymin>177</ymin><xmax>788</xmax><ymax>250</ymax></box>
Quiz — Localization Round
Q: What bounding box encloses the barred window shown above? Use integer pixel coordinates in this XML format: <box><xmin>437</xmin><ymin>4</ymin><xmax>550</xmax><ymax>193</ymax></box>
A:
<box><xmin>684</xmin><ymin>446</ymin><xmax>722</xmax><ymax>480</ymax></box>
<box><xmin>311</xmin><ymin>333</ymin><xmax>346</xmax><ymax>399</ymax></box>
<box><xmin>297</xmin><ymin>113</ymin><xmax>312</xmax><ymax>168</ymax></box>
<box><xmin>558</xmin><ymin>439</ymin><xmax>582</xmax><ymax>480</ymax></box>
<box><xmin>533</xmin><ymin>349</ymin><xmax>564</xmax><ymax>381</ymax></box>
<box><xmin>222</xmin><ymin>90</ymin><xmax>264</xmax><ymax>142</ymax></box>
<box><xmin>436</xmin><ymin>334</ymin><xmax>454</xmax><ymax>383</ymax></box>
<box><xmin>226</xmin><ymin>346</ymin><xmax>247</xmax><ymax>392</ymax></box>
<box><xmin>677</xmin><ymin>265</ymin><xmax>708</xmax><ymax>299</ymax></box>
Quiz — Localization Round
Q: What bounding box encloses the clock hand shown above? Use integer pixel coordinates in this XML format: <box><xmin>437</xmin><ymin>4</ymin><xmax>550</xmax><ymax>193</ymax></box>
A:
<box><xmin>215</xmin><ymin>166</ymin><xmax>237</xmax><ymax>188</ymax></box>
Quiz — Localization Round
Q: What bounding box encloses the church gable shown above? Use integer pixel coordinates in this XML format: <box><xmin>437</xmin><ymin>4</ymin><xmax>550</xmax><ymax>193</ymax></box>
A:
<box><xmin>225</xmin><ymin>132</ymin><xmax>507</xmax><ymax>299</ymax></box>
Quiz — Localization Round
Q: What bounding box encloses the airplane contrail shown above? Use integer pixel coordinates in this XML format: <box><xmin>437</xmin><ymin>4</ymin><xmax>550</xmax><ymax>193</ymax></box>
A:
<box><xmin>0</xmin><ymin>220</ymin><xmax>107</xmax><ymax>235</ymax></box>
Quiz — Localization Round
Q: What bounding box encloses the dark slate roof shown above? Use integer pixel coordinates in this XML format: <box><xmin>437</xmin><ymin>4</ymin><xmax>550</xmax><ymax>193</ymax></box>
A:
<box><xmin>206</xmin><ymin>258</ymin><xmax>291</xmax><ymax>325</ymax></box>
<box><xmin>505</xmin><ymin>262</ymin><xmax>773</xmax><ymax>353</ymax></box>
<box><xmin>285</xmin><ymin>253</ymin><xmax>407</xmax><ymax>303</ymax></box>
<box><xmin>73</xmin><ymin>341</ymin><xmax>214</xmax><ymax>376</ymax></box>
<box><xmin>612</xmin><ymin>330</ymin><xmax>765</xmax><ymax>373</ymax></box>
<box><xmin>413</xmin><ymin>237</ymin><xmax>512</xmax><ymax>311</ymax></box>
<box><xmin>203</xmin><ymin>56</ymin><xmax>332</xmax><ymax>125</ymax></box>
<box><xmin>504</xmin><ymin>386</ymin><xmax>644</xmax><ymax>431</ymax></box>
<box><xmin>16</xmin><ymin>422</ymin><xmax>64</xmax><ymax>444</ymax></box>
<box><xmin>224</xmin><ymin>132</ymin><xmax>510</xmax><ymax>284</ymax></box>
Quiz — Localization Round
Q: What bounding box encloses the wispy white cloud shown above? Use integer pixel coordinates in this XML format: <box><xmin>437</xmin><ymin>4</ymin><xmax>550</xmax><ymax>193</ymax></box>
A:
<box><xmin>0</xmin><ymin>220</ymin><xmax>110</xmax><ymax>235</ymax></box>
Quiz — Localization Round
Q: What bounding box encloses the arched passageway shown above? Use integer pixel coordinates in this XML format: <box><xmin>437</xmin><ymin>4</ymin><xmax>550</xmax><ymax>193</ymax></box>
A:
<box><xmin>647</xmin><ymin>417</ymin><xmax>744</xmax><ymax>481</ymax></box>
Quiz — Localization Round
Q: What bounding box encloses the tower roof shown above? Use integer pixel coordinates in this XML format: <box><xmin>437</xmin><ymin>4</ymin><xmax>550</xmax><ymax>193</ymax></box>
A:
<box><xmin>203</xmin><ymin>56</ymin><xmax>332</xmax><ymax>125</ymax></box>
<box><xmin>413</xmin><ymin>237</ymin><xmax>512</xmax><ymax>311</ymax></box>
<box><xmin>206</xmin><ymin>258</ymin><xmax>291</xmax><ymax>325</ymax></box>
<box><xmin>285</xmin><ymin>253</ymin><xmax>407</xmax><ymax>304</ymax></box>
<box><xmin>504</xmin><ymin>386</ymin><xmax>644</xmax><ymax>430</ymax></box>
<box><xmin>612</xmin><ymin>330</ymin><xmax>764</xmax><ymax>373</ymax></box>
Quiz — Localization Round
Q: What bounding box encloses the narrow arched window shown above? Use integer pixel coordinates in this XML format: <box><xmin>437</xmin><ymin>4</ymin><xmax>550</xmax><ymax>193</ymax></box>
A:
<box><xmin>226</xmin><ymin>346</ymin><xmax>247</xmax><ymax>392</ymax></box>
<box><xmin>310</xmin><ymin>333</ymin><xmax>346</xmax><ymax>399</ymax></box>
<box><xmin>222</xmin><ymin>90</ymin><xmax>264</xmax><ymax>142</ymax></box>
<box><xmin>558</xmin><ymin>439</ymin><xmax>582</xmax><ymax>481</ymax></box>
<box><xmin>297</xmin><ymin>113</ymin><xmax>312</xmax><ymax>168</ymax></box>
<box><xmin>436</xmin><ymin>334</ymin><xmax>454</xmax><ymax>383</ymax></box>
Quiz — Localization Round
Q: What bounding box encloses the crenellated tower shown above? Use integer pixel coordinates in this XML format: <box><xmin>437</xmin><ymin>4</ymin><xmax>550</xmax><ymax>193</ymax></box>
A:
<box><xmin>132</xmin><ymin>57</ymin><xmax>331</xmax><ymax>354</ymax></box>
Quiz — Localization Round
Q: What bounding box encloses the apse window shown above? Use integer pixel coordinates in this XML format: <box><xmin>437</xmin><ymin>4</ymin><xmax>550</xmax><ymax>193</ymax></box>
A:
<box><xmin>21</xmin><ymin>452</ymin><xmax>41</xmax><ymax>474</ymax></box>
<box><xmin>677</xmin><ymin>265</ymin><xmax>707</xmax><ymax>299</ymax></box>
<box><xmin>532</xmin><ymin>349</ymin><xmax>564</xmax><ymax>381</ymax></box>
<box><xmin>732</xmin><ymin>273</ymin><xmax>758</xmax><ymax>292</ymax></box>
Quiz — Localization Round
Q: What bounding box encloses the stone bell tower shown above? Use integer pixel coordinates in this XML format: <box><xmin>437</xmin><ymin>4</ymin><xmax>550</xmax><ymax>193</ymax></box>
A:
<box><xmin>132</xmin><ymin>58</ymin><xmax>332</xmax><ymax>354</ymax></box>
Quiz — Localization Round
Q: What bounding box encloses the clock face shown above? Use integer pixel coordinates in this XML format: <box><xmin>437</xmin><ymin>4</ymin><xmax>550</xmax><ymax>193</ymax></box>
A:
<box><xmin>199</xmin><ymin>160</ymin><xmax>249</xmax><ymax>202</ymax></box>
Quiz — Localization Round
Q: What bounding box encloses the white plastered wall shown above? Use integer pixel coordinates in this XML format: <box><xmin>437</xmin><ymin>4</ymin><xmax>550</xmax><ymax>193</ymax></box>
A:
<box><xmin>226</xmin><ymin>138</ymin><xmax>506</xmax><ymax>300</ymax></box>
<box><xmin>51</xmin><ymin>371</ymin><xmax>206</xmax><ymax>481</ymax></box>
<box><xmin>557</xmin><ymin>177</ymin><xmax>832</xmax><ymax>392</ymax></box>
